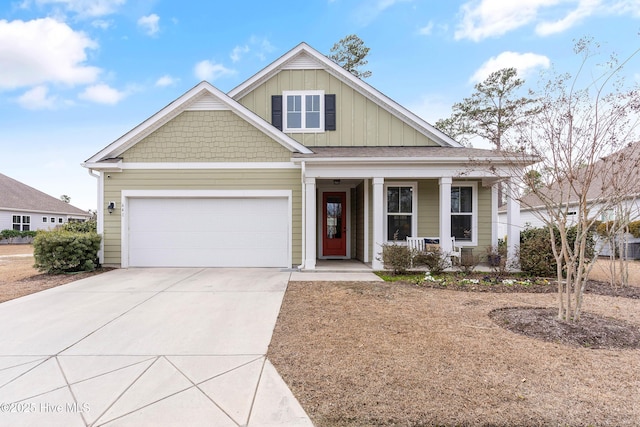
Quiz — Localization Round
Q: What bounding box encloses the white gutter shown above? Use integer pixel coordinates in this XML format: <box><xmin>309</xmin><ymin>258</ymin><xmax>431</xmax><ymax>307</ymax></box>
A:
<box><xmin>87</xmin><ymin>168</ymin><xmax>104</xmax><ymax>264</ymax></box>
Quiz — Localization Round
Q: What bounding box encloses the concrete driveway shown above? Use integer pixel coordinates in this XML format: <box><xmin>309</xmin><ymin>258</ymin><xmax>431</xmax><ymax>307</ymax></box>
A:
<box><xmin>0</xmin><ymin>268</ymin><xmax>313</xmax><ymax>426</ymax></box>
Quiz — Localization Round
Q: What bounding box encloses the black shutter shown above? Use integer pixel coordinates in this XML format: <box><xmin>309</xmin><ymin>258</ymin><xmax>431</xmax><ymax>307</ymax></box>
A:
<box><xmin>272</xmin><ymin>95</ymin><xmax>283</xmax><ymax>130</ymax></box>
<box><xmin>325</xmin><ymin>94</ymin><xmax>336</xmax><ymax>131</ymax></box>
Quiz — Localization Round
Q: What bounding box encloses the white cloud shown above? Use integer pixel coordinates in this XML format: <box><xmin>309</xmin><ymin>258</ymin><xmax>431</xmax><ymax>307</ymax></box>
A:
<box><xmin>230</xmin><ymin>45</ymin><xmax>249</xmax><ymax>63</ymax></box>
<box><xmin>470</xmin><ymin>51</ymin><xmax>550</xmax><ymax>83</ymax></box>
<box><xmin>17</xmin><ymin>85</ymin><xmax>58</xmax><ymax>109</ymax></box>
<box><xmin>78</xmin><ymin>83</ymin><xmax>126</xmax><ymax>104</ymax></box>
<box><xmin>407</xmin><ymin>93</ymin><xmax>456</xmax><ymax>125</ymax></box>
<box><xmin>33</xmin><ymin>0</ymin><xmax>126</xmax><ymax>17</ymax></box>
<box><xmin>357</xmin><ymin>0</ymin><xmax>414</xmax><ymax>25</ymax></box>
<box><xmin>0</xmin><ymin>18</ymin><xmax>100</xmax><ymax>90</ymax></box>
<box><xmin>249</xmin><ymin>36</ymin><xmax>275</xmax><ymax>61</ymax></box>
<box><xmin>155</xmin><ymin>74</ymin><xmax>178</xmax><ymax>87</ymax></box>
<box><xmin>193</xmin><ymin>60</ymin><xmax>235</xmax><ymax>81</ymax></box>
<box><xmin>454</xmin><ymin>0</ymin><xmax>640</xmax><ymax>41</ymax></box>
<box><xmin>137</xmin><ymin>14</ymin><xmax>160</xmax><ymax>36</ymax></box>
<box><xmin>91</xmin><ymin>19</ymin><xmax>112</xmax><ymax>30</ymax></box>
<box><xmin>535</xmin><ymin>0</ymin><xmax>599</xmax><ymax>35</ymax></box>
<box><xmin>418</xmin><ymin>21</ymin><xmax>434</xmax><ymax>35</ymax></box>
<box><xmin>455</xmin><ymin>0</ymin><xmax>560</xmax><ymax>41</ymax></box>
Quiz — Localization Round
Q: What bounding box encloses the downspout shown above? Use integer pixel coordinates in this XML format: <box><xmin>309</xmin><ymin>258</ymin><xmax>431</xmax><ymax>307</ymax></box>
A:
<box><xmin>87</xmin><ymin>168</ymin><xmax>104</xmax><ymax>264</ymax></box>
<box><xmin>297</xmin><ymin>161</ymin><xmax>306</xmax><ymax>270</ymax></box>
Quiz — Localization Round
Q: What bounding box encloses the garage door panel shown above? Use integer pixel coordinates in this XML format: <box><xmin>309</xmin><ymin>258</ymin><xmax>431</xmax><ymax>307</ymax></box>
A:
<box><xmin>127</xmin><ymin>198</ymin><xmax>289</xmax><ymax>267</ymax></box>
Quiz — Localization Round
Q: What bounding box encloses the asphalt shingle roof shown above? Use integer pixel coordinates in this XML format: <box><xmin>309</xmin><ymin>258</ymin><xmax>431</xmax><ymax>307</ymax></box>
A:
<box><xmin>291</xmin><ymin>146</ymin><xmax>512</xmax><ymax>159</ymax></box>
<box><xmin>504</xmin><ymin>141</ymin><xmax>640</xmax><ymax>211</ymax></box>
<box><xmin>0</xmin><ymin>173</ymin><xmax>90</xmax><ymax>216</ymax></box>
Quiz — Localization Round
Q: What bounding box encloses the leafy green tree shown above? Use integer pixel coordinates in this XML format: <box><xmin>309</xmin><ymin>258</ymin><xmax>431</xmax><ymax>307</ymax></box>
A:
<box><xmin>437</xmin><ymin>67</ymin><xmax>537</xmax><ymax>205</ymax></box>
<box><xmin>328</xmin><ymin>34</ymin><xmax>371</xmax><ymax>79</ymax></box>
<box><xmin>435</xmin><ymin>67</ymin><xmax>536</xmax><ymax>150</ymax></box>
<box><xmin>60</xmin><ymin>194</ymin><xmax>71</xmax><ymax>203</ymax></box>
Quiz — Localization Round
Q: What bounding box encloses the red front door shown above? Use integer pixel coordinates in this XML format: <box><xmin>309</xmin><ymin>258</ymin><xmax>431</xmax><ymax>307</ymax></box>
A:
<box><xmin>322</xmin><ymin>192</ymin><xmax>347</xmax><ymax>257</ymax></box>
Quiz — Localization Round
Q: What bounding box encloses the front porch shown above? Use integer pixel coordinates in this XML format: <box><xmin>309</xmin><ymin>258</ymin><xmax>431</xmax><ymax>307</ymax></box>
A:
<box><xmin>299</xmin><ymin>176</ymin><xmax>521</xmax><ymax>271</ymax></box>
<box><xmin>302</xmin><ymin>258</ymin><xmax>500</xmax><ymax>273</ymax></box>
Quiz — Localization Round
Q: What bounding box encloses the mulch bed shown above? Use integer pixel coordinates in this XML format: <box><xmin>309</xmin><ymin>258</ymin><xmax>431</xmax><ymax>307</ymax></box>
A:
<box><xmin>423</xmin><ymin>276</ymin><xmax>640</xmax><ymax>298</ymax></box>
<box><xmin>490</xmin><ymin>307</ymin><xmax>640</xmax><ymax>349</ymax></box>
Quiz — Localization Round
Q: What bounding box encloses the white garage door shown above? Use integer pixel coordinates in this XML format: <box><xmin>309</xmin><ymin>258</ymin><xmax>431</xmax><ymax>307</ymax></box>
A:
<box><xmin>127</xmin><ymin>197</ymin><xmax>289</xmax><ymax>267</ymax></box>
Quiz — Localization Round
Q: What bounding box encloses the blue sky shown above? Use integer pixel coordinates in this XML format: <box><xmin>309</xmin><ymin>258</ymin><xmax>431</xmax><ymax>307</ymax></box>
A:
<box><xmin>1</xmin><ymin>0</ymin><xmax>640</xmax><ymax>211</ymax></box>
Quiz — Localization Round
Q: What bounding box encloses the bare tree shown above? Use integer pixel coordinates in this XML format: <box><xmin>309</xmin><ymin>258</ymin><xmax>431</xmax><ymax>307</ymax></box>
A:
<box><xmin>505</xmin><ymin>38</ymin><xmax>640</xmax><ymax>322</ymax></box>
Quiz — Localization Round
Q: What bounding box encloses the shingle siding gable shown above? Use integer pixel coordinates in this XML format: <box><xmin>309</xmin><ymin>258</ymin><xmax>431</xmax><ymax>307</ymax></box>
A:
<box><xmin>121</xmin><ymin>110</ymin><xmax>291</xmax><ymax>162</ymax></box>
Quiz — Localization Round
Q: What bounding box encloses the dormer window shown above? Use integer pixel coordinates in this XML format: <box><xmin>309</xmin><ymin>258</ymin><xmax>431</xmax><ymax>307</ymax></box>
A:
<box><xmin>283</xmin><ymin>91</ymin><xmax>324</xmax><ymax>132</ymax></box>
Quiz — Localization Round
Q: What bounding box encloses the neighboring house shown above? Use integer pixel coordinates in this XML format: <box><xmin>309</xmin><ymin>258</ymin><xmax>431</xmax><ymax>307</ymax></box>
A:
<box><xmin>0</xmin><ymin>173</ymin><xmax>91</xmax><ymax>232</ymax></box>
<box><xmin>83</xmin><ymin>42</ymin><xmax>529</xmax><ymax>269</ymax></box>
<box><xmin>497</xmin><ymin>142</ymin><xmax>640</xmax><ymax>258</ymax></box>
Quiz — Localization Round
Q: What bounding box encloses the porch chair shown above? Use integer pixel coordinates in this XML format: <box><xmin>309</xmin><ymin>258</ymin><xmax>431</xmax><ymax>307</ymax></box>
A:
<box><xmin>407</xmin><ymin>236</ymin><xmax>461</xmax><ymax>267</ymax></box>
<box><xmin>450</xmin><ymin>237</ymin><xmax>462</xmax><ymax>265</ymax></box>
<box><xmin>406</xmin><ymin>237</ymin><xmax>426</xmax><ymax>268</ymax></box>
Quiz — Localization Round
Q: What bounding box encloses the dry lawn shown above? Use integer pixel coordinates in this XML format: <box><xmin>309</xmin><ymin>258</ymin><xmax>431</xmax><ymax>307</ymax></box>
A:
<box><xmin>589</xmin><ymin>257</ymin><xmax>640</xmax><ymax>285</ymax></box>
<box><xmin>0</xmin><ymin>245</ymin><xmax>108</xmax><ymax>303</ymax></box>
<box><xmin>269</xmin><ymin>280</ymin><xmax>640</xmax><ymax>427</ymax></box>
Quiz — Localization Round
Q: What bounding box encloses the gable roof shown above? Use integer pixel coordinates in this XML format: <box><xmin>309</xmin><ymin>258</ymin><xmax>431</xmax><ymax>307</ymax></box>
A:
<box><xmin>228</xmin><ymin>42</ymin><xmax>462</xmax><ymax>149</ymax></box>
<box><xmin>508</xmin><ymin>141</ymin><xmax>640</xmax><ymax>212</ymax></box>
<box><xmin>0</xmin><ymin>173</ymin><xmax>90</xmax><ymax>216</ymax></box>
<box><xmin>84</xmin><ymin>81</ymin><xmax>312</xmax><ymax>166</ymax></box>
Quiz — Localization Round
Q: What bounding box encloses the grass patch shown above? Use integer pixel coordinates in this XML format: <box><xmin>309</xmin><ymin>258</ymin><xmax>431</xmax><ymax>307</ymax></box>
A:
<box><xmin>374</xmin><ymin>271</ymin><xmax>425</xmax><ymax>282</ymax></box>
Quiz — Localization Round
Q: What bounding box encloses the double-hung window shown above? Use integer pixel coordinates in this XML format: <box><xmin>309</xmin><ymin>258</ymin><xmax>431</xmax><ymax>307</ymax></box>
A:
<box><xmin>385</xmin><ymin>183</ymin><xmax>417</xmax><ymax>241</ymax></box>
<box><xmin>12</xmin><ymin>215</ymin><xmax>30</xmax><ymax>231</ymax></box>
<box><xmin>451</xmin><ymin>183</ymin><xmax>477</xmax><ymax>243</ymax></box>
<box><xmin>283</xmin><ymin>91</ymin><xmax>324</xmax><ymax>132</ymax></box>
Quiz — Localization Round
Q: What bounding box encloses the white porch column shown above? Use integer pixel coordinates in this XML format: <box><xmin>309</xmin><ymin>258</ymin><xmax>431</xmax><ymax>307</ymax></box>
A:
<box><xmin>439</xmin><ymin>177</ymin><xmax>452</xmax><ymax>254</ymax></box>
<box><xmin>304</xmin><ymin>177</ymin><xmax>317</xmax><ymax>270</ymax></box>
<box><xmin>491</xmin><ymin>184</ymin><xmax>499</xmax><ymax>248</ymax></box>
<box><xmin>371</xmin><ymin>177</ymin><xmax>384</xmax><ymax>270</ymax></box>
<box><xmin>506</xmin><ymin>179</ymin><xmax>520</xmax><ymax>268</ymax></box>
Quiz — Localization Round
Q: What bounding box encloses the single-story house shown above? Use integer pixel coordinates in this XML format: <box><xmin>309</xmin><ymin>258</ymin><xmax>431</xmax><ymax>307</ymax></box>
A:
<box><xmin>83</xmin><ymin>42</ymin><xmax>530</xmax><ymax>269</ymax></box>
<box><xmin>0</xmin><ymin>173</ymin><xmax>91</xmax><ymax>233</ymax></box>
<box><xmin>497</xmin><ymin>141</ymin><xmax>640</xmax><ymax>258</ymax></box>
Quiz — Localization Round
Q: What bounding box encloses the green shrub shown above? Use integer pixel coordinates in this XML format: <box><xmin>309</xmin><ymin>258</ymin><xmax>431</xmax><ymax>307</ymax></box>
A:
<box><xmin>596</xmin><ymin>219</ymin><xmax>640</xmax><ymax>238</ymax></box>
<box><xmin>378</xmin><ymin>243</ymin><xmax>412</xmax><ymax>275</ymax></box>
<box><xmin>519</xmin><ymin>225</ymin><xmax>595</xmax><ymax>277</ymax></box>
<box><xmin>0</xmin><ymin>229</ymin><xmax>37</xmax><ymax>239</ymax></box>
<box><xmin>520</xmin><ymin>227</ymin><xmax>559</xmax><ymax>277</ymax></box>
<box><xmin>61</xmin><ymin>219</ymin><xmax>97</xmax><ymax>233</ymax></box>
<box><xmin>33</xmin><ymin>230</ymin><xmax>101</xmax><ymax>274</ymax></box>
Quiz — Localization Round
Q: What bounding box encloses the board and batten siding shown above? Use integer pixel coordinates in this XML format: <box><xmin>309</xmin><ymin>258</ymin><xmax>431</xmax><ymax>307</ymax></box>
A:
<box><xmin>102</xmin><ymin>169</ymin><xmax>302</xmax><ymax>266</ymax></box>
<box><xmin>121</xmin><ymin>111</ymin><xmax>291</xmax><ymax>162</ymax></box>
<box><xmin>236</xmin><ymin>69</ymin><xmax>440</xmax><ymax>148</ymax></box>
<box><xmin>413</xmin><ymin>179</ymin><xmax>493</xmax><ymax>255</ymax></box>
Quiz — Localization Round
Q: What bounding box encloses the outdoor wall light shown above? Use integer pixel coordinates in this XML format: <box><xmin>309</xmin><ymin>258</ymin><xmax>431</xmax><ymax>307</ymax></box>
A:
<box><xmin>107</xmin><ymin>202</ymin><xmax>116</xmax><ymax>214</ymax></box>
<box><xmin>333</xmin><ymin>179</ymin><xmax>341</xmax><ymax>185</ymax></box>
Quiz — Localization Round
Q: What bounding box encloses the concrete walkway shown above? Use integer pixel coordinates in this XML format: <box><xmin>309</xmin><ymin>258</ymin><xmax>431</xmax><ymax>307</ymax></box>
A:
<box><xmin>0</xmin><ymin>268</ymin><xmax>312</xmax><ymax>426</ymax></box>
